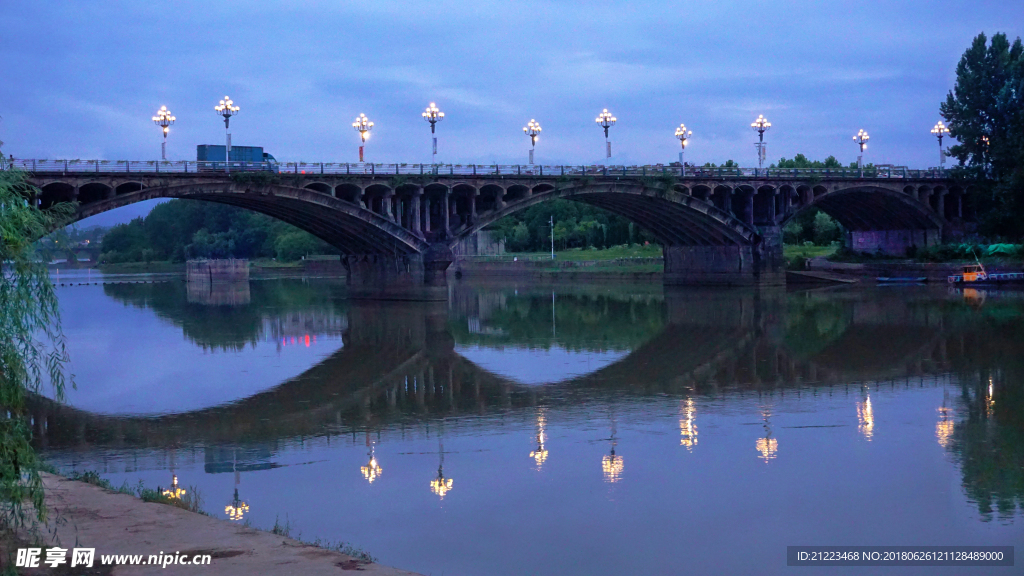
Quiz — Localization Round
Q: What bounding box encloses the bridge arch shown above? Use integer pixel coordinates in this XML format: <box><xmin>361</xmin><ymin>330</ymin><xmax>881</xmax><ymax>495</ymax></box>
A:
<box><xmin>67</xmin><ymin>181</ymin><xmax>428</xmax><ymax>256</ymax></box>
<box><xmin>781</xmin><ymin>184</ymin><xmax>944</xmax><ymax>232</ymax></box>
<box><xmin>453</xmin><ymin>180</ymin><xmax>758</xmax><ymax>247</ymax></box>
<box><xmin>780</xmin><ymin>184</ymin><xmax>945</xmax><ymax>254</ymax></box>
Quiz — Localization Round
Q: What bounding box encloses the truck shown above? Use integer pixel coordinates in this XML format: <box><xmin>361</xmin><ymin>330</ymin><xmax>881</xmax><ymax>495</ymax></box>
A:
<box><xmin>196</xmin><ymin>145</ymin><xmax>277</xmax><ymax>171</ymax></box>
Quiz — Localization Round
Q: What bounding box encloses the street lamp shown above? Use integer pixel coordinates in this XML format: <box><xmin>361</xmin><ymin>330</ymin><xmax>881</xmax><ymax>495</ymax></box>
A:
<box><xmin>422</xmin><ymin>102</ymin><xmax>444</xmax><ymax>165</ymax></box>
<box><xmin>523</xmin><ymin>119</ymin><xmax>541</xmax><ymax>165</ymax></box>
<box><xmin>675</xmin><ymin>123</ymin><xmax>692</xmax><ymax>175</ymax></box>
<box><xmin>853</xmin><ymin>129</ymin><xmax>869</xmax><ymax>173</ymax></box>
<box><xmin>353</xmin><ymin>113</ymin><xmax>374</xmax><ymax>162</ymax></box>
<box><xmin>214</xmin><ymin>96</ymin><xmax>240</xmax><ymax>173</ymax></box>
<box><xmin>152</xmin><ymin>106</ymin><xmax>175</xmax><ymax>161</ymax></box>
<box><xmin>931</xmin><ymin>120</ymin><xmax>950</xmax><ymax>167</ymax></box>
<box><xmin>751</xmin><ymin>114</ymin><xmax>771</xmax><ymax>171</ymax></box>
<box><xmin>596</xmin><ymin>109</ymin><xmax>616</xmax><ymax>159</ymax></box>
<box><xmin>593</xmin><ymin>108</ymin><xmax>614</xmax><ymax>157</ymax></box>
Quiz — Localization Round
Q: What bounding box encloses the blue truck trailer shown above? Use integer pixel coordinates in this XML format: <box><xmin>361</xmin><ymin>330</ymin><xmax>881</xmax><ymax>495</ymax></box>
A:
<box><xmin>197</xmin><ymin>145</ymin><xmax>276</xmax><ymax>163</ymax></box>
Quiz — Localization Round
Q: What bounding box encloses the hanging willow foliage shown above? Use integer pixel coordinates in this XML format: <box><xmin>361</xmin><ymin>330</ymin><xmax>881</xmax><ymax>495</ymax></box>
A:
<box><xmin>0</xmin><ymin>168</ymin><xmax>74</xmax><ymax>530</ymax></box>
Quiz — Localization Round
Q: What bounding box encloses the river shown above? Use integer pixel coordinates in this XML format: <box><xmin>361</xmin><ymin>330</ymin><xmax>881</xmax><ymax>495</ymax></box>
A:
<box><xmin>33</xmin><ymin>274</ymin><xmax>1024</xmax><ymax>575</ymax></box>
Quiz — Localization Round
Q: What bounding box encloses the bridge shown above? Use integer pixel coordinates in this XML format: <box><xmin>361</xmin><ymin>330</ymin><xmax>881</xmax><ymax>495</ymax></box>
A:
<box><xmin>16</xmin><ymin>159</ymin><xmax>966</xmax><ymax>299</ymax></box>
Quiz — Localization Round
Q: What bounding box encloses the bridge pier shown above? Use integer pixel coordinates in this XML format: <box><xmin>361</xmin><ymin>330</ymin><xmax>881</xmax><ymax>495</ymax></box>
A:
<box><xmin>343</xmin><ymin>244</ymin><xmax>453</xmax><ymax>301</ymax></box>
<box><xmin>663</xmin><ymin>226</ymin><xmax>784</xmax><ymax>286</ymax></box>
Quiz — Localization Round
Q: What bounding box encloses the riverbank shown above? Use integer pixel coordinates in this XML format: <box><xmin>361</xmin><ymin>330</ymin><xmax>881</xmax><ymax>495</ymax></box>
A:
<box><xmin>7</xmin><ymin>473</ymin><xmax>419</xmax><ymax>575</ymax></box>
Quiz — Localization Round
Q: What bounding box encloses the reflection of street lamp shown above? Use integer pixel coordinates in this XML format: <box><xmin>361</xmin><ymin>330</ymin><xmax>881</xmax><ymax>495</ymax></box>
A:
<box><xmin>152</xmin><ymin>106</ymin><xmax>175</xmax><ymax>161</ymax></box>
<box><xmin>936</xmin><ymin>403</ymin><xmax>954</xmax><ymax>448</ymax></box>
<box><xmin>601</xmin><ymin>417</ymin><xmax>623</xmax><ymax>483</ymax></box>
<box><xmin>931</xmin><ymin>121</ymin><xmax>950</xmax><ymax>167</ymax></box>
<box><xmin>755</xmin><ymin>407</ymin><xmax>778</xmax><ymax>462</ymax></box>
<box><xmin>529</xmin><ymin>410</ymin><xmax>548</xmax><ymax>468</ymax></box>
<box><xmin>161</xmin><ymin>474</ymin><xmax>186</xmax><ymax>500</ymax></box>
<box><xmin>430</xmin><ymin>438</ymin><xmax>454</xmax><ymax>499</ymax></box>
<box><xmin>353</xmin><ymin>114</ymin><xmax>374</xmax><ymax>163</ymax></box>
<box><xmin>214</xmin><ymin>96</ymin><xmax>240</xmax><ymax>173</ymax></box>
<box><xmin>857</xmin><ymin>394</ymin><xmax>874</xmax><ymax>441</ymax></box>
<box><xmin>853</xmin><ymin>129</ymin><xmax>869</xmax><ymax>172</ymax></box>
<box><xmin>679</xmin><ymin>397</ymin><xmax>697</xmax><ymax>449</ymax></box>
<box><xmin>224</xmin><ymin>488</ymin><xmax>249</xmax><ymax>521</ymax></box>
<box><xmin>751</xmin><ymin>114</ymin><xmax>771</xmax><ymax>170</ymax></box>
<box><xmin>422</xmin><ymin>102</ymin><xmax>444</xmax><ymax>164</ymax></box>
<box><xmin>596</xmin><ymin>109</ymin><xmax>616</xmax><ymax>159</ymax></box>
<box><xmin>675</xmin><ymin>123</ymin><xmax>692</xmax><ymax>174</ymax></box>
<box><xmin>523</xmin><ymin>119</ymin><xmax>541</xmax><ymax>165</ymax></box>
<box><xmin>361</xmin><ymin>441</ymin><xmax>383</xmax><ymax>484</ymax></box>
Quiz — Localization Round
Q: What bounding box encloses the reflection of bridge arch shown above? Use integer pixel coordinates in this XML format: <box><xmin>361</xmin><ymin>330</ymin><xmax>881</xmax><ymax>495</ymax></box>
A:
<box><xmin>30</xmin><ymin>291</ymin><xmax>964</xmax><ymax>450</ymax></box>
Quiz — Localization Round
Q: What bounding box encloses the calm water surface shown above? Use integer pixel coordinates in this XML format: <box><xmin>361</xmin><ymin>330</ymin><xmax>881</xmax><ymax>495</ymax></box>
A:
<box><xmin>34</xmin><ymin>276</ymin><xmax>1024</xmax><ymax>575</ymax></box>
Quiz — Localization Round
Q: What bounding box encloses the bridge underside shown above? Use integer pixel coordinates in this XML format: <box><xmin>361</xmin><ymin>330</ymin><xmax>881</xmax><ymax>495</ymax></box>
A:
<box><xmin>810</xmin><ymin>189</ymin><xmax>943</xmax><ymax>255</ymax></box>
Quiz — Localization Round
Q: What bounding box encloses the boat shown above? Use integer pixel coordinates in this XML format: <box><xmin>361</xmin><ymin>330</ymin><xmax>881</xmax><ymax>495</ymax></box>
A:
<box><xmin>947</xmin><ymin>259</ymin><xmax>1024</xmax><ymax>285</ymax></box>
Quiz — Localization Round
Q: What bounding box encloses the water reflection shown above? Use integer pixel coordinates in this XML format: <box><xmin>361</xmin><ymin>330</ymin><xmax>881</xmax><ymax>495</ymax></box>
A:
<box><xmin>679</xmin><ymin>398</ymin><xmax>697</xmax><ymax>449</ymax></box>
<box><xmin>225</xmin><ymin>488</ymin><xmax>249</xmax><ymax>521</ymax></box>
<box><xmin>33</xmin><ymin>280</ymin><xmax>1024</xmax><ymax>575</ymax></box>
<box><xmin>857</xmin><ymin>394</ymin><xmax>874</xmax><ymax>441</ymax></box>
<box><xmin>430</xmin><ymin>438</ymin><xmax>454</xmax><ymax>499</ymax></box>
<box><xmin>361</xmin><ymin>434</ymin><xmax>383</xmax><ymax>484</ymax></box>
<box><xmin>529</xmin><ymin>410</ymin><xmax>549</xmax><ymax>469</ymax></box>
<box><xmin>602</xmin><ymin>417</ymin><xmax>623</xmax><ymax>483</ymax></box>
<box><xmin>756</xmin><ymin>407</ymin><xmax>778</xmax><ymax>463</ymax></box>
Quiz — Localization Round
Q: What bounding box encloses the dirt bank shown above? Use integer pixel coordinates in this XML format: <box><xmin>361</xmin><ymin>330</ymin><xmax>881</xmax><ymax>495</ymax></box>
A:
<box><xmin>8</xmin><ymin>474</ymin><xmax>419</xmax><ymax>576</ymax></box>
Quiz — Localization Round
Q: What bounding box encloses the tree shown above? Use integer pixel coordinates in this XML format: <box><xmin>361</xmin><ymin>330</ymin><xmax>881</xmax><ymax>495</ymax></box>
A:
<box><xmin>1</xmin><ymin>169</ymin><xmax>73</xmax><ymax>531</ymax></box>
<box><xmin>941</xmin><ymin>32</ymin><xmax>1024</xmax><ymax>238</ymax></box>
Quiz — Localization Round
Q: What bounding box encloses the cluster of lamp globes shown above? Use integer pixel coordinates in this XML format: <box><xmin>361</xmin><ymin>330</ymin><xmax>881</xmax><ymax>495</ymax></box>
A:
<box><xmin>150</xmin><ymin>99</ymin><xmax>956</xmax><ymax>165</ymax></box>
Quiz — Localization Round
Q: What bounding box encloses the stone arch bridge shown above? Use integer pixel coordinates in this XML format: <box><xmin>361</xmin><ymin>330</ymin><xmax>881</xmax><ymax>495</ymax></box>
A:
<box><xmin>20</xmin><ymin>161</ymin><xmax>964</xmax><ymax>298</ymax></box>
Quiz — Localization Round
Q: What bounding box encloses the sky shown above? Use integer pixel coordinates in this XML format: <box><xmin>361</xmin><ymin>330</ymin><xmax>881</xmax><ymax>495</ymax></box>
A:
<box><xmin>2</xmin><ymin>0</ymin><xmax>1022</xmax><ymax>226</ymax></box>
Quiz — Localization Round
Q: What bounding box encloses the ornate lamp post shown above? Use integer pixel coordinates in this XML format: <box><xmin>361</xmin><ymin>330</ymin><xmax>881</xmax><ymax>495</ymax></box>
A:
<box><xmin>596</xmin><ymin>109</ymin><xmax>616</xmax><ymax>159</ymax></box>
<box><xmin>751</xmin><ymin>114</ymin><xmax>771</xmax><ymax>171</ymax></box>
<box><xmin>674</xmin><ymin>123</ymin><xmax>692</xmax><ymax>175</ymax></box>
<box><xmin>214</xmin><ymin>96</ymin><xmax>240</xmax><ymax>173</ymax></box>
<box><xmin>931</xmin><ymin>120</ymin><xmax>950</xmax><ymax>168</ymax></box>
<box><xmin>422</xmin><ymin>102</ymin><xmax>444</xmax><ymax>165</ymax></box>
<box><xmin>523</xmin><ymin>119</ymin><xmax>541</xmax><ymax>165</ymax></box>
<box><xmin>152</xmin><ymin>106</ymin><xmax>175</xmax><ymax>161</ymax></box>
<box><xmin>353</xmin><ymin>114</ymin><xmax>373</xmax><ymax>162</ymax></box>
<box><xmin>853</xmin><ymin>129</ymin><xmax>869</xmax><ymax>174</ymax></box>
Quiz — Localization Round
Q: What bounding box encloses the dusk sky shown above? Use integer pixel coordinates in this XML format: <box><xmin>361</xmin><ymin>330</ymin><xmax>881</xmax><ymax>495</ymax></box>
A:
<box><xmin>2</xmin><ymin>1</ymin><xmax>1021</xmax><ymax>173</ymax></box>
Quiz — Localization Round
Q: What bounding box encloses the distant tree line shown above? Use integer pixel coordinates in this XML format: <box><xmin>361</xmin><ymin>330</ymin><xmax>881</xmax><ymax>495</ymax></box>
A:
<box><xmin>100</xmin><ymin>200</ymin><xmax>338</xmax><ymax>263</ymax></box>
<box><xmin>485</xmin><ymin>199</ymin><xmax>657</xmax><ymax>252</ymax></box>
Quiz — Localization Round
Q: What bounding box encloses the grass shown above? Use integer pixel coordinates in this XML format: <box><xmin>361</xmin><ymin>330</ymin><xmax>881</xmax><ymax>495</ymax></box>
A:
<box><xmin>506</xmin><ymin>244</ymin><xmax>663</xmax><ymax>261</ymax></box>
<box><xmin>783</xmin><ymin>244</ymin><xmax>837</xmax><ymax>260</ymax></box>
<box><xmin>97</xmin><ymin>260</ymin><xmax>184</xmax><ymax>273</ymax></box>
<box><xmin>62</xmin><ymin>470</ymin><xmax>206</xmax><ymax>515</ymax></box>
<box><xmin>270</xmin><ymin>515</ymin><xmax>377</xmax><ymax>564</ymax></box>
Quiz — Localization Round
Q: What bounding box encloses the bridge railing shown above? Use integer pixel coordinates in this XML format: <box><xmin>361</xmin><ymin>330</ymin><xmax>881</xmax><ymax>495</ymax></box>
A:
<box><xmin>6</xmin><ymin>159</ymin><xmax>952</xmax><ymax>180</ymax></box>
